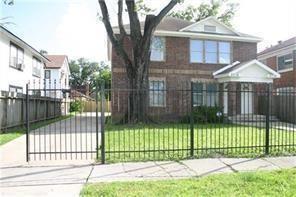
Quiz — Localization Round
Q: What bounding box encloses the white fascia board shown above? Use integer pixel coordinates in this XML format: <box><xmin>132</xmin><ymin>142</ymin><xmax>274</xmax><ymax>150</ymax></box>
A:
<box><xmin>213</xmin><ymin>61</ymin><xmax>240</xmax><ymax>76</ymax></box>
<box><xmin>113</xmin><ymin>28</ymin><xmax>262</xmax><ymax>43</ymax></box>
<box><xmin>179</xmin><ymin>16</ymin><xmax>241</xmax><ymax>36</ymax></box>
<box><xmin>231</xmin><ymin>59</ymin><xmax>281</xmax><ymax>78</ymax></box>
<box><xmin>257</xmin><ymin>44</ymin><xmax>296</xmax><ymax>60</ymax></box>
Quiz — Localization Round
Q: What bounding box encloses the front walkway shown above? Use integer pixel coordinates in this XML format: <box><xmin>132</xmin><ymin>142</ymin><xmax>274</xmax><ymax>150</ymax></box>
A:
<box><xmin>0</xmin><ymin>156</ymin><xmax>295</xmax><ymax>196</ymax></box>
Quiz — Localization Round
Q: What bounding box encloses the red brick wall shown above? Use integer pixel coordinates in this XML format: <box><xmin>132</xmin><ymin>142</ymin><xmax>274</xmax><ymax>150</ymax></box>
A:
<box><xmin>111</xmin><ymin>36</ymin><xmax>257</xmax><ymax>120</ymax></box>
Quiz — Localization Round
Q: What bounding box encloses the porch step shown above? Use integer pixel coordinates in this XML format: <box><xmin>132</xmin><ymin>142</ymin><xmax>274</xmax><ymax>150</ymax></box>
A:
<box><xmin>228</xmin><ymin>114</ymin><xmax>279</xmax><ymax>123</ymax></box>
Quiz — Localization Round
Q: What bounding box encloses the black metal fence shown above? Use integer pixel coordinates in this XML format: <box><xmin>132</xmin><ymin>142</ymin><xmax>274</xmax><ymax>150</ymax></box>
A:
<box><xmin>100</xmin><ymin>82</ymin><xmax>296</xmax><ymax>163</ymax></box>
<box><xmin>26</xmin><ymin>80</ymin><xmax>100</xmax><ymax>161</ymax></box>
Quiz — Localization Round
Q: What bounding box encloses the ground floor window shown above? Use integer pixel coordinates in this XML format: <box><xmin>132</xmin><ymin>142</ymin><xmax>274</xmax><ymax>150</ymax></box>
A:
<box><xmin>192</xmin><ymin>83</ymin><xmax>218</xmax><ymax>107</ymax></box>
<box><xmin>149</xmin><ymin>80</ymin><xmax>166</xmax><ymax>107</ymax></box>
<box><xmin>276</xmin><ymin>87</ymin><xmax>295</xmax><ymax>95</ymax></box>
<box><xmin>9</xmin><ymin>85</ymin><xmax>23</xmax><ymax>94</ymax></box>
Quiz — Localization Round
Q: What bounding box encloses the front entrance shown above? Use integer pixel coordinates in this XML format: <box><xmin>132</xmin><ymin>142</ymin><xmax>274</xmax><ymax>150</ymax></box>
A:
<box><xmin>241</xmin><ymin>83</ymin><xmax>253</xmax><ymax>114</ymax></box>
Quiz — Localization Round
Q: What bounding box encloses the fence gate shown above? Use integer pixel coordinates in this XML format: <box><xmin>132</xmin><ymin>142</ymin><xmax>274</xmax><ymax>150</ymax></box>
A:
<box><xmin>26</xmin><ymin>82</ymin><xmax>101</xmax><ymax>161</ymax></box>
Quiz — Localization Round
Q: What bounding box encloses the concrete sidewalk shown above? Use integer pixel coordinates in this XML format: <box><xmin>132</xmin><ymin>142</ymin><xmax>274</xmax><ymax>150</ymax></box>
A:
<box><xmin>0</xmin><ymin>156</ymin><xmax>295</xmax><ymax>197</ymax></box>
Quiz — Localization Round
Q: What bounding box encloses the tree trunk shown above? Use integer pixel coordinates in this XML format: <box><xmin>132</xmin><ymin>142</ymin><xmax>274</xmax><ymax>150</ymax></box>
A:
<box><xmin>126</xmin><ymin>59</ymin><xmax>149</xmax><ymax>123</ymax></box>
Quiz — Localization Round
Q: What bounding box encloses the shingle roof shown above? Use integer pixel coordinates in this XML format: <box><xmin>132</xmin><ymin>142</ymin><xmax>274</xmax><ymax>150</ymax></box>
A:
<box><xmin>120</xmin><ymin>16</ymin><xmax>194</xmax><ymax>31</ymax></box>
<box><xmin>258</xmin><ymin>36</ymin><xmax>296</xmax><ymax>56</ymax></box>
<box><xmin>45</xmin><ymin>55</ymin><xmax>67</xmax><ymax>69</ymax></box>
<box><xmin>216</xmin><ymin>60</ymin><xmax>254</xmax><ymax>75</ymax></box>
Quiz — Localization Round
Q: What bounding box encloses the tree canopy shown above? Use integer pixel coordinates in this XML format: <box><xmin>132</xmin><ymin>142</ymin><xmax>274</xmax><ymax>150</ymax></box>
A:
<box><xmin>69</xmin><ymin>58</ymin><xmax>111</xmax><ymax>90</ymax></box>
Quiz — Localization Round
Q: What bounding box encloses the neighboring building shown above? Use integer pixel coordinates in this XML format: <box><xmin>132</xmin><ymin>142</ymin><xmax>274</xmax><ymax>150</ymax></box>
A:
<box><xmin>44</xmin><ymin>55</ymin><xmax>70</xmax><ymax>91</ymax></box>
<box><xmin>258</xmin><ymin>37</ymin><xmax>296</xmax><ymax>92</ymax></box>
<box><xmin>109</xmin><ymin>16</ymin><xmax>280</xmax><ymax>119</ymax></box>
<box><xmin>44</xmin><ymin>55</ymin><xmax>70</xmax><ymax>114</ymax></box>
<box><xmin>0</xmin><ymin>26</ymin><xmax>49</xmax><ymax>94</ymax></box>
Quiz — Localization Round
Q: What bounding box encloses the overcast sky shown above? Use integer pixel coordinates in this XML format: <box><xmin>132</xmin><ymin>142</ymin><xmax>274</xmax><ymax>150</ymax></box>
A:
<box><xmin>1</xmin><ymin>0</ymin><xmax>296</xmax><ymax>62</ymax></box>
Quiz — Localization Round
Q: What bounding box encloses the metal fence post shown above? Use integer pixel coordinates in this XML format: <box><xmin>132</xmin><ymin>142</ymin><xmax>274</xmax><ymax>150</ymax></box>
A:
<box><xmin>95</xmin><ymin>85</ymin><xmax>99</xmax><ymax>160</ymax></box>
<box><xmin>190</xmin><ymin>82</ymin><xmax>194</xmax><ymax>157</ymax></box>
<box><xmin>26</xmin><ymin>84</ymin><xmax>30</xmax><ymax>162</ymax></box>
<box><xmin>100</xmin><ymin>82</ymin><xmax>106</xmax><ymax>164</ymax></box>
<box><xmin>265</xmin><ymin>83</ymin><xmax>271</xmax><ymax>155</ymax></box>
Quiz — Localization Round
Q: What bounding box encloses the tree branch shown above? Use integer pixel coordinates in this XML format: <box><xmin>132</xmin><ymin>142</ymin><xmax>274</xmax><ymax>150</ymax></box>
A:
<box><xmin>117</xmin><ymin>0</ymin><xmax>126</xmax><ymax>40</ymax></box>
<box><xmin>98</xmin><ymin>0</ymin><xmax>132</xmax><ymax>67</ymax></box>
<box><xmin>125</xmin><ymin>0</ymin><xmax>142</xmax><ymax>40</ymax></box>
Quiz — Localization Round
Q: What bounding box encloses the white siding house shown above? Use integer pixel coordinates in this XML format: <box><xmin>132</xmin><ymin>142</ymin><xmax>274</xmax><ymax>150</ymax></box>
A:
<box><xmin>0</xmin><ymin>26</ymin><xmax>49</xmax><ymax>94</ymax></box>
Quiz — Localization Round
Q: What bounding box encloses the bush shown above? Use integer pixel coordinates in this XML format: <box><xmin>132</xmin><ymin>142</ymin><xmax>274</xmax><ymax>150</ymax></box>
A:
<box><xmin>70</xmin><ymin>100</ymin><xmax>84</xmax><ymax>112</ymax></box>
<box><xmin>182</xmin><ymin>106</ymin><xmax>224</xmax><ymax>123</ymax></box>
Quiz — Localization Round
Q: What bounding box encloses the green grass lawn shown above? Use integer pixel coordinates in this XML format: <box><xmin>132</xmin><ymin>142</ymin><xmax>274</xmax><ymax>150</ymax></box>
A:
<box><xmin>81</xmin><ymin>169</ymin><xmax>296</xmax><ymax>197</ymax></box>
<box><xmin>0</xmin><ymin>115</ymin><xmax>73</xmax><ymax>146</ymax></box>
<box><xmin>105</xmin><ymin>123</ymin><xmax>296</xmax><ymax>162</ymax></box>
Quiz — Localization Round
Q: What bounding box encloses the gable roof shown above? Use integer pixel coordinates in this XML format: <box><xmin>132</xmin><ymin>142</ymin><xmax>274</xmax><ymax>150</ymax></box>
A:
<box><xmin>45</xmin><ymin>55</ymin><xmax>68</xmax><ymax>69</ymax></box>
<box><xmin>0</xmin><ymin>26</ymin><xmax>49</xmax><ymax>62</ymax></box>
<box><xmin>179</xmin><ymin>16</ymin><xmax>240</xmax><ymax>36</ymax></box>
<box><xmin>113</xmin><ymin>16</ymin><xmax>261</xmax><ymax>43</ymax></box>
<box><xmin>213</xmin><ymin>59</ymin><xmax>280</xmax><ymax>81</ymax></box>
<box><xmin>258</xmin><ymin>36</ymin><xmax>296</xmax><ymax>56</ymax></box>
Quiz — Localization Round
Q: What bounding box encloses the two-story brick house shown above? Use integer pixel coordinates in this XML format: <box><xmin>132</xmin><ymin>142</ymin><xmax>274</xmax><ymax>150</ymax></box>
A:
<box><xmin>258</xmin><ymin>37</ymin><xmax>296</xmax><ymax>92</ymax></box>
<box><xmin>109</xmin><ymin>17</ymin><xmax>280</xmax><ymax>119</ymax></box>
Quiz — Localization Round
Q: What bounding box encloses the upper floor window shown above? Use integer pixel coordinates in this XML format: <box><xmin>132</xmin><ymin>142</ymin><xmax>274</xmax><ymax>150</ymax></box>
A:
<box><xmin>10</xmin><ymin>42</ymin><xmax>24</xmax><ymax>70</ymax></box>
<box><xmin>219</xmin><ymin>42</ymin><xmax>231</xmax><ymax>64</ymax></box>
<box><xmin>190</xmin><ymin>40</ymin><xmax>231</xmax><ymax>64</ymax></box>
<box><xmin>278</xmin><ymin>53</ymin><xmax>293</xmax><ymax>72</ymax></box>
<box><xmin>32</xmin><ymin>57</ymin><xmax>42</xmax><ymax>77</ymax></box>
<box><xmin>149</xmin><ymin>79</ymin><xmax>166</xmax><ymax>107</ymax></box>
<box><xmin>190</xmin><ymin>40</ymin><xmax>203</xmax><ymax>63</ymax></box>
<box><xmin>205</xmin><ymin>41</ymin><xmax>217</xmax><ymax>63</ymax></box>
<box><xmin>45</xmin><ymin>70</ymin><xmax>51</xmax><ymax>79</ymax></box>
<box><xmin>150</xmin><ymin>36</ymin><xmax>165</xmax><ymax>61</ymax></box>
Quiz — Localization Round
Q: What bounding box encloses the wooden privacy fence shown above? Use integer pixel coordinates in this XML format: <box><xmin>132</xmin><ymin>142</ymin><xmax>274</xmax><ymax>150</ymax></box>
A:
<box><xmin>0</xmin><ymin>92</ymin><xmax>63</xmax><ymax>131</ymax></box>
<box><xmin>82</xmin><ymin>100</ymin><xmax>111</xmax><ymax>112</ymax></box>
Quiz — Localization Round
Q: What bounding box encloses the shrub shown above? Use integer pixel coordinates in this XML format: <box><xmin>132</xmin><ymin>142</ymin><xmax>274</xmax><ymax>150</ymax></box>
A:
<box><xmin>70</xmin><ymin>100</ymin><xmax>84</xmax><ymax>112</ymax></box>
<box><xmin>182</xmin><ymin>106</ymin><xmax>224</xmax><ymax>123</ymax></box>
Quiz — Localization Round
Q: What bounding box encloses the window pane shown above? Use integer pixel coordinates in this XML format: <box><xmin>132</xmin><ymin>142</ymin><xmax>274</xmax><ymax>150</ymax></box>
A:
<box><xmin>150</xmin><ymin>37</ymin><xmax>165</xmax><ymax>61</ymax></box>
<box><xmin>205</xmin><ymin>41</ymin><xmax>217</xmax><ymax>53</ymax></box>
<box><xmin>205</xmin><ymin>53</ymin><xmax>217</xmax><ymax>63</ymax></box>
<box><xmin>190</xmin><ymin>40</ymin><xmax>203</xmax><ymax>52</ymax></box>
<box><xmin>219</xmin><ymin>42</ymin><xmax>230</xmax><ymax>53</ymax></box>
<box><xmin>190</xmin><ymin>51</ymin><xmax>203</xmax><ymax>63</ymax></box>
<box><xmin>17</xmin><ymin>49</ymin><xmax>24</xmax><ymax>64</ymax></box>
<box><xmin>149</xmin><ymin>80</ymin><xmax>165</xmax><ymax>106</ymax></box>
<box><xmin>206</xmin><ymin>84</ymin><xmax>218</xmax><ymax>106</ymax></box>
<box><xmin>219</xmin><ymin>53</ymin><xmax>230</xmax><ymax>64</ymax></box>
<box><xmin>278</xmin><ymin>54</ymin><xmax>293</xmax><ymax>70</ymax></box>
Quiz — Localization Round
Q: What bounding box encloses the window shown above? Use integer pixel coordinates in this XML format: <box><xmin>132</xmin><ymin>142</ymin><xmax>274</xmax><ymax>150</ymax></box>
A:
<box><xmin>9</xmin><ymin>85</ymin><xmax>23</xmax><ymax>94</ymax></box>
<box><xmin>205</xmin><ymin>41</ymin><xmax>217</xmax><ymax>63</ymax></box>
<box><xmin>219</xmin><ymin>42</ymin><xmax>231</xmax><ymax>64</ymax></box>
<box><xmin>192</xmin><ymin>83</ymin><xmax>203</xmax><ymax>106</ymax></box>
<box><xmin>150</xmin><ymin>37</ymin><xmax>165</xmax><ymax>61</ymax></box>
<box><xmin>190</xmin><ymin>40</ymin><xmax>231</xmax><ymax>64</ymax></box>
<box><xmin>149</xmin><ymin>80</ymin><xmax>165</xmax><ymax>107</ymax></box>
<box><xmin>32</xmin><ymin>57</ymin><xmax>42</xmax><ymax>77</ymax></box>
<box><xmin>45</xmin><ymin>70</ymin><xmax>51</xmax><ymax>79</ymax></box>
<box><xmin>9</xmin><ymin>43</ymin><xmax>24</xmax><ymax>70</ymax></box>
<box><xmin>192</xmin><ymin>83</ymin><xmax>218</xmax><ymax>107</ymax></box>
<box><xmin>277</xmin><ymin>87</ymin><xmax>295</xmax><ymax>95</ymax></box>
<box><xmin>190</xmin><ymin>40</ymin><xmax>203</xmax><ymax>63</ymax></box>
<box><xmin>278</xmin><ymin>54</ymin><xmax>293</xmax><ymax>71</ymax></box>
<box><xmin>204</xmin><ymin>25</ymin><xmax>216</xmax><ymax>32</ymax></box>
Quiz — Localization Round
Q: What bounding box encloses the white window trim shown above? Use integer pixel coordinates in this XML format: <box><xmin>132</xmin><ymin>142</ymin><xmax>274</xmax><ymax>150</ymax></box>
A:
<box><xmin>149</xmin><ymin>77</ymin><xmax>166</xmax><ymax>107</ymax></box>
<box><xmin>150</xmin><ymin>37</ymin><xmax>166</xmax><ymax>62</ymax></box>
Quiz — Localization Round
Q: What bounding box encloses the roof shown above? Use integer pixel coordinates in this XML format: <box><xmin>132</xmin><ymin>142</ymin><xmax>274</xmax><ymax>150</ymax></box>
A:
<box><xmin>213</xmin><ymin>59</ymin><xmax>280</xmax><ymax>83</ymax></box>
<box><xmin>258</xmin><ymin>36</ymin><xmax>296</xmax><ymax>56</ymax></box>
<box><xmin>45</xmin><ymin>55</ymin><xmax>68</xmax><ymax>69</ymax></box>
<box><xmin>113</xmin><ymin>16</ymin><xmax>261</xmax><ymax>43</ymax></box>
<box><xmin>120</xmin><ymin>16</ymin><xmax>194</xmax><ymax>32</ymax></box>
<box><xmin>0</xmin><ymin>26</ymin><xmax>50</xmax><ymax>62</ymax></box>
